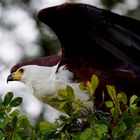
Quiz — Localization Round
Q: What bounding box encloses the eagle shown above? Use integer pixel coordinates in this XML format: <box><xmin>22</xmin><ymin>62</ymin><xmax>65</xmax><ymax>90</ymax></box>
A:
<box><xmin>7</xmin><ymin>3</ymin><xmax>140</xmax><ymax>111</ymax></box>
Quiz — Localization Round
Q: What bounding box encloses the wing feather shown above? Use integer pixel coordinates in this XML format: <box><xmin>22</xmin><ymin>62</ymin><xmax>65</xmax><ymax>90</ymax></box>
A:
<box><xmin>38</xmin><ymin>3</ymin><xmax>140</xmax><ymax>75</ymax></box>
<box><xmin>11</xmin><ymin>3</ymin><xmax>140</xmax><ymax>97</ymax></box>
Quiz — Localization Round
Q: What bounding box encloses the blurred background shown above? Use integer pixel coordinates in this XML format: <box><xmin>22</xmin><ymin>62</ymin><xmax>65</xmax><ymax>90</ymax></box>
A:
<box><xmin>0</xmin><ymin>0</ymin><xmax>140</xmax><ymax>124</ymax></box>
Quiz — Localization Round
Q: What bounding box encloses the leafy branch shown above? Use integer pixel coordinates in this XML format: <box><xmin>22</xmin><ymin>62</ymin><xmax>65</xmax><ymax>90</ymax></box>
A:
<box><xmin>1</xmin><ymin>74</ymin><xmax>140</xmax><ymax>139</ymax></box>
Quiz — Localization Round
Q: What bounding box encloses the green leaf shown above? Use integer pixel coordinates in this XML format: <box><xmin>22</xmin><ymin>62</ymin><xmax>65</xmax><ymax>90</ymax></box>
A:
<box><xmin>59</xmin><ymin>101</ymin><xmax>67</xmax><ymax>110</ymax></box>
<box><xmin>130</xmin><ymin>104</ymin><xmax>138</xmax><ymax>112</ymax></box>
<box><xmin>86</xmin><ymin>81</ymin><xmax>93</xmax><ymax>94</ymax></box>
<box><xmin>11</xmin><ymin>133</ymin><xmax>22</xmax><ymax>140</ymax></box>
<box><xmin>110</xmin><ymin>107</ymin><xmax>115</xmax><ymax>116</ymax></box>
<box><xmin>112</xmin><ymin>121</ymin><xmax>126</xmax><ymax>138</ymax></box>
<box><xmin>50</xmin><ymin>98</ymin><xmax>65</xmax><ymax>102</ymax></box>
<box><xmin>99</xmin><ymin>124</ymin><xmax>108</xmax><ymax>135</ymax></box>
<box><xmin>102</xmin><ymin>91</ymin><xmax>105</xmax><ymax>101</ymax></box>
<box><xmin>39</xmin><ymin>121</ymin><xmax>55</xmax><ymax>129</ymax></box>
<box><xmin>117</xmin><ymin>92</ymin><xmax>127</xmax><ymax>104</ymax></box>
<box><xmin>73</xmin><ymin>134</ymin><xmax>81</xmax><ymax>140</ymax></box>
<box><xmin>134</xmin><ymin>125</ymin><xmax>140</xmax><ymax>138</ymax></box>
<box><xmin>10</xmin><ymin>109</ymin><xmax>19</xmax><ymax>117</ymax></box>
<box><xmin>105</xmin><ymin>101</ymin><xmax>113</xmax><ymax>108</ymax></box>
<box><xmin>58</xmin><ymin>89</ymin><xmax>68</xmax><ymax>99</ymax></box>
<box><xmin>73</xmin><ymin>99</ymin><xmax>83</xmax><ymax>112</ymax></box>
<box><xmin>123</xmin><ymin>115</ymin><xmax>134</xmax><ymax>129</ymax></box>
<box><xmin>91</xmin><ymin>74</ymin><xmax>99</xmax><ymax>95</ymax></box>
<box><xmin>10</xmin><ymin>97</ymin><xmax>23</xmax><ymax>107</ymax></box>
<box><xmin>20</xmin><ymin>127</ymin><xmax>32</xmax><ymax>138</ymax></box>
<box><xmin>12</xmin><ymin>116</ymin><xmax>17</xmax><ymax>129</ymax></box>
<box><xmin>0</xmin><ymin>115</ymin><xmax>8</xmax><ymax>128</ymax></box>
<box><xmin>63</xmin><ymin>102</ymin><xmax>73</xmax><ymax>116</ymax></box>
<box><xmin>95</xmin><ymin>123</ymin><xmax>108</xmax><ymax>138</ymax></box>
<box><xmin>130</xmin><ymin>95</ymin><xmax>138</xmax><ymax>106</ymax></box>
<box><xmin>133</xmin><ymin>97</ymin><xmax>140</xmax><ymax>105</ymax></box>
<box><xmin>80</xmin><ymin>128</ymin><xmax>94</xmax><ymax>140</ymax></box>
<box><xmin>66</xmin><ymin>85</ymin><xmax>75</xmax><ymax>100</ymax></box>
<box><xmin>18</xmin><ymin>115</ymin><xmax>29</xmax><ymax>128</ymax></box>
<box><xmin>40</xmin><ymin>128</ymin><xmax>55</xmax><ymax>139</ymax></box>
<box><xmin>0</xmin><ymin>132</ymin><xmax>4</xmax><ymax>140</ymax></box>
<box><xmin>3</xmin><ymin>92</ymin><xmax>13</xmax><ymax>106</ymax></box>
<box><xmin>6</xmin><ymin>105</ymin><xmax>12</xmax><ymax>113</ymax></box>
<box><xmin>106</xmin><ymin>85</ymin><xmax>116</xmax><ymax>102</ymax></box>
<box><xmin>110</xmin><ymin>107</ymin><xmax>120</xmax><ymax>120</ymax></box>
<box><xmin>39</xmin><ymin>121</ymin><xmax>56</xmax><ymax>139</ymax></box>
<box><xmin>79</xmin><ymin>82</ymin><xmax>86</xmax><ymax>90</ymax></box>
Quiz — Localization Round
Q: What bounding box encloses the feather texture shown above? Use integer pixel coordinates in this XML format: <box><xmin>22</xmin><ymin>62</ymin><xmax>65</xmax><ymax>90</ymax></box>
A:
<box><xmin>17</xmin><ymin>64</ymin><xmax>93</xmax><ymax>110</ymax></box>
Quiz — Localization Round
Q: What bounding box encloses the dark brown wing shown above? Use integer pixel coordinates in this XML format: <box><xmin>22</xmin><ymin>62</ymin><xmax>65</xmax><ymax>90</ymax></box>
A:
<box><xmin>37</xmin><ymin>3</ymin><xmax>140</xmax><ymax>96</ymax></box>
<box><xmin>38</xmin><ymin>3</ymin><xmax>140</xmax><ymax>74</ymax></box>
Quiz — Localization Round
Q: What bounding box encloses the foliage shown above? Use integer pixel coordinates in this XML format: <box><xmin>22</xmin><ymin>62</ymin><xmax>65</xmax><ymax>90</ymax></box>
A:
<box><xmin>1</xmin><ymin>75</ymin><xmax>140</xmax><ymax>139</ymax></box>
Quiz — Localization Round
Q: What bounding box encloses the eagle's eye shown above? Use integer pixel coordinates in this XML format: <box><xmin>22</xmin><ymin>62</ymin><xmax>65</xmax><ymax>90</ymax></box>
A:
<box><xmin>19</xmin><ymin>68</ymin><xmax>24</xmax><ymax>73</ymax></box>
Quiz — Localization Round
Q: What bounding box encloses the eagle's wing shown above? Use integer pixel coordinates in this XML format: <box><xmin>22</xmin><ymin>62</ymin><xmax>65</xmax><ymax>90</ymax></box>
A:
<box><xmin>38</xmin><ymin>3</ymin><xmax>140</xmax><ymax>79</ymax></box>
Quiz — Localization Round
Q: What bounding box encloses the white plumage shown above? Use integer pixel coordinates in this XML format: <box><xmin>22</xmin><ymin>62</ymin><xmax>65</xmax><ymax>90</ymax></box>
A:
<box><xmin>10</xmin><ymin>63</ymin><xmax>93</xmax><ymax>111</ymax></box>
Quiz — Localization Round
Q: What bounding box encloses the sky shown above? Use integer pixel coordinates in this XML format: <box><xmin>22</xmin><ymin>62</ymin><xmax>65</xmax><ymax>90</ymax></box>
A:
<box><xmin>0</xmin><ymin>0</ymin><xmax>139</xmax><ymax>123</ymax></box>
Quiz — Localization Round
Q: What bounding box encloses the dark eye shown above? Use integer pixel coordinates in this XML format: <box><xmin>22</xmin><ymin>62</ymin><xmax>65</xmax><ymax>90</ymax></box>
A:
<box><xmin>19</xmin><ymin>68</ymin><xmax>24</xmax><ymax>73</ymax></box>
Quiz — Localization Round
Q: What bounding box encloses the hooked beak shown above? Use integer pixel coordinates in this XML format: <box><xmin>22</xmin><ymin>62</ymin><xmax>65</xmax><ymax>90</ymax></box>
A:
<box><xmin>7</xmin><ymin>74</ymin><xmax>13</xmax><ymax>83</ymax></box>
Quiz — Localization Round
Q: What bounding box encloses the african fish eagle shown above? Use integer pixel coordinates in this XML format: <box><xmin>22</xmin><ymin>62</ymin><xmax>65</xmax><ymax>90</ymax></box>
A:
<box><xmin>7</xmin><ymin>3</ymin><xmax>140</xmax><ymax>111</ymax></box>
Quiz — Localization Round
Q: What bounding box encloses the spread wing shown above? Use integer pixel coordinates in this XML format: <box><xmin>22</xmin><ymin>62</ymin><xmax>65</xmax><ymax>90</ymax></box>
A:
<box><xmin>38</xmin><ymin>3</ymin><xmax>140</xmax><ymax>76</ymax></box>
<box><xmin>37</xmin><ymin>3</ymin><xmax>140</xmax><ymax>95</ymax></box>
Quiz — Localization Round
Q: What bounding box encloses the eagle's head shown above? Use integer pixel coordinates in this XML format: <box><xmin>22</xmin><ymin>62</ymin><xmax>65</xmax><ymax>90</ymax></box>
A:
<box><xmin>7</xmin><ymin>67</ymin><xmax>27</xmax><ymax>83</ymax></box>
<box><xmin>7</xmin><ymin>64</ymin><xmax>62</xmax><ymax>102</ymax></box>
<box><xmin>7</xmin><ymin>66</ymin><xmax>36</xmax><ymax>84</ymax></box>
<box><xmin>7</xmin><ymin>64</ymin><xmax>58</xmax><ymax>84</ymax></box>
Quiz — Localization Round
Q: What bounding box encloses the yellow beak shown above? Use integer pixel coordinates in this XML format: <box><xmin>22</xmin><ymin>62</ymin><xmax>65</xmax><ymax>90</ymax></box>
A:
<box><xmin>7</xmin><ymin>71</ymin><xmax>23</xmax><ymax>83</ymax></box>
